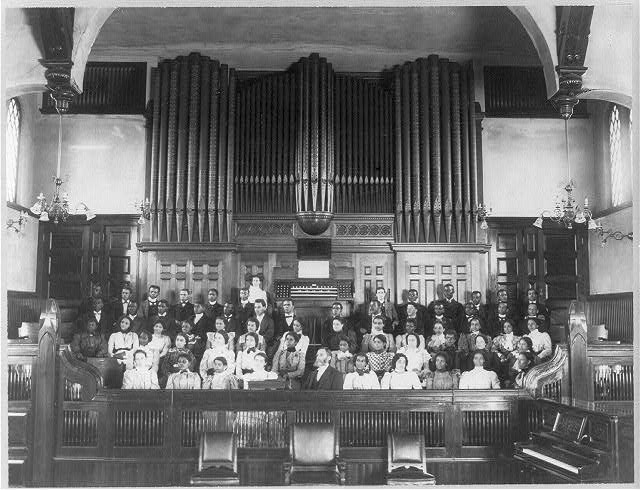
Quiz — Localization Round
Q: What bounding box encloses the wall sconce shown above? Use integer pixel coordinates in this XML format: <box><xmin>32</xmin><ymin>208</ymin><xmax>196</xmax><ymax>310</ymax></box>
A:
<box><xmin>6</xmin><ymin>211</ymin><xmax>29</xmax><ymax>233</ymax></box>
<box><xmin>476</xmin><ymin>203</ymin><xmax>491</xmax><ymax>230</ymax></box>
<box><xmin>134</xmin><ymin>198</ymin><xmax>151</xmax><ymax>225</ymax></box>
<box><xmin>593</xmin><ymin>220</ymin><xmax>633</xmax><ymax>247</ymax></box>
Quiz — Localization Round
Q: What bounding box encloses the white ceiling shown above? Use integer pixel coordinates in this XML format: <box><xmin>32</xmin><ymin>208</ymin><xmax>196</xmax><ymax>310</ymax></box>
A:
<box><xmin>90</xmin><ymin>7</ymin><xmax>541</xmax><ymax>71</ymax></box>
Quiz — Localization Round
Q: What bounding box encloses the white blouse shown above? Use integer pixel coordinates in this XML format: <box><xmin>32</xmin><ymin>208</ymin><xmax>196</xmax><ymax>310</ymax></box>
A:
<box><xmin>397</xmin><ymin>347</ymin><xmax>428</xmax><ymax>374</ymax></box>
<box><xmin>200</xmin><ymin>347</ymin><xmax>236</xmax><ymax>378</ymax></box>
<box><xmin>458</xmin><ymin>367</ymin><xmax>501</xmax><ymax>389</ymax></box>
<box><xmin>343</xmin><ymin>371</ymin><xmax>381</xmax><ymax>389</ymax></box>
<box><xmin>380</xmin><ymin>370</ymin><xmax>422</xmax><ymax>389</ymax></box>
<box><xmin>278</xmin><ymin>333</ymin><xmax>309</xmax><ymax>356</ymax></box>
<box><xmin>108</xmin><ymin>331</ymin><xmax>139</xmax><ymax>363</ymax></box>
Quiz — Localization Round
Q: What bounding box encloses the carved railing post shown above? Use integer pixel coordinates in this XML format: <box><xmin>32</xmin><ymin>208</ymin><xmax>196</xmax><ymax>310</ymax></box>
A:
<box><xmin>31</xmin><ymin>300</ymin><xmax>60</xmax><ymax>486</ymax></box>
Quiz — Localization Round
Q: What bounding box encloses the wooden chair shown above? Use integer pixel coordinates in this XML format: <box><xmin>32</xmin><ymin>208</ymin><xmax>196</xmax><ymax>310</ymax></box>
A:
<box><xmin>190</xmin><ymin>432</ymin><xmax>240</xmax><ymax>486</ymax></box>
<box><xmin>386</xmin><ymin>433</ymin><xmax>435</xmax><ymax>486</ymax></box>
<box><xmin>283</xmin><ymin>423</ymin><xmax>346</xmax><ymax>485</ymax></box>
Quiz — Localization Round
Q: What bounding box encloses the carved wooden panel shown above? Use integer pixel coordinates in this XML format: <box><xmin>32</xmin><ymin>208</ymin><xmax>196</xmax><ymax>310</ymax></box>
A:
<box><xmin>405</xmin><ymin>261</ymin><xmax>469</xmax><ymax>305</ymax></box>
<box><xmin>44</xmin><ymin>226</ymin><xmax>90</xmax><ymax>300</ymax></box>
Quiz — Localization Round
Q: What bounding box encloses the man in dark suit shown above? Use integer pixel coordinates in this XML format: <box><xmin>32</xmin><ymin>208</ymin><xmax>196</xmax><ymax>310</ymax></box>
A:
<box><xmin>458</xmin><ymin>301</ymin><xmax>480</xmax><ymax>334</ymax></box>
<box><xmin>437</xmin><ymin>284</ymin><xmax>464</xmax><ymax>327</ymax></box>
<box><xmin>488</xmin><ymin>288</ymin><xmax>518</xmax><ymax>327</ymax></box>
<box><xmin>375</xmin><ymin>287</ymin><xmax>399</xmax><ymax>333</ymax></box>
<box><xmin>274</xmin><ymin>298</ymin><xmax>297</xmax><ymax>341</ymax></box>
<box><xmin>254</xmin><ymin>299</ymin><xmax>276</xmax><ymax>357</ymax></box>
<box><xmin>519</xmin><ymin>302</ymin><xmax>550</xmax><ymax>335</ymax></box>
<box><xmin>124</xmin><ymin>300</ymin><xmax>146</xmax><ymax>335</ymax></box>
<box><xmin>322</xmin><ymin>302</ymin><xmax>346</xmax><ymax>341</ymax></box>
<box><xmin>470</xmin><ymin>290</ymin><xmax>488</xmax><ymax>327</ymax></box>
<box><xmin>426</xmin><ymin>301</ymin><xmax>452</xmax><ymax>336</ymax></box>
<box><xmin>173</xmin><ymin>288</ymin><xmax>195</xmax><ymax>322</ymax></box>
<box><xmin>235</xmin><ymin>287</ymin><xmax>254</xmax><ymax>328</ymax></box>
<box><xmin>192</xmin><ymin>303</ymin><xmax>212</xmax><ymax>339</ymax></box>
<box><xmin>204</xmin><ymin>288</ymin><xmax>224</xmax><ymax>321</ymax></box>
<box><xmin>358</xmin><ymin>299</ymin><xmax>392</xmax><ymax>341</ymax></box>
<box><xmin>137</xmin><ymin>285</ymin><xmax>161</xmax><ymax>320</ymax></box>
<box><xmin>77</xmin><ymin>297</ymin><xmax>111</xmax><ymax>336</ymax></box>
<box><xmin>487</xmin><ymin>301</ymin><xmax>516</xmax><ymax>337</ymax></box>
<box><xmin>222</xmin><ymin>301</ymin><xmax>241</xmax><ymax>335</ymax></box>
<box><xmin>149</xmin><ymin>299</ymin><xmax>179</xmax><ymax>338</ymax></box>
<box><xmin>398</xmin><ymin>289</ymin><xmax>427</xmax><ymax>323</ymax></box>
<box><xmin>110</xmin><ymin>286</ymin><xmax>133</xmax><ymax>320</ymax></box>
<box><xmin>521</xmin><ymin>288</ymin><xmax>550</xmax><ymax>332</ymax></box>
<box><xmin>397</xmin><ymin>302</ymin><xmax>427</xmax><ymax>336</ymax></box>
<box><xmin>78</xmin><ymin>283</ymin><xmax>104</xmax><ymax>317</ymax></box>
<box><xmin>305</xmin><ymin>347</ymin><xmax>343</xmax><ymax>390</ymax></box>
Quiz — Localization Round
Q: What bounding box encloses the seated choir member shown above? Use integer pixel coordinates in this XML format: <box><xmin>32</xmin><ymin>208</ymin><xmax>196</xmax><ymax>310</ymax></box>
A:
<box><xmin>247</xmin><ymin>274</ymin><xmax>268</xmax><ymax>305</ymax></box>
<box><xmin>222</xmin><ymin>301</ymin><xmax>241</xmax><ymax>335</ymax></box>
<box><xmin>159</xmin><ymin>332</ymin><xmax>196</xmax><ymax>388</ymax></box>
<box><xmin>456</xmin><ymin>318</ymin><xmax>486</xmax><ymax>370</ymax></box>
<box><xmin>214</xmin><ymin>316</ymin><xmax>236</xmax><ymax>350</ymax></box>
<box><xmin>524</xmin><ymin>318</ymin><xmax>552</xmax><ymax>362</ymax></box>
<box><xmin>365</xmin><ymin>334</ymin><xmax>394</xmax><ymax>380</ymax></box>
<box><xmin>204</xmin><ymin>288</ymin><xmax>224</xmax><ymax>320</ymax></box>
<box><xmin>361</xmin><ymin>315</ymin><xmax>396</xmax><ymax>353</ymax></box>
<box><xmin>330</xmin><ymin>337</ymin><xmax>355</xmax><ymax>374</ymax></box>
<box><xmin>236</xmin><ymin>287</ymin><xmax>254</xmax><ymax>327</ymax></box>
<box><xmin>519</xmin><ymin>303</ymin><xmax>549</xmax><ymax>335</ymax></box>
<box><xmin>271</xmin><ymin>331</ymin><xmax>306</xmax><ymax>390</ymax></box>
<box><xmin>150</xmin><ymin>300</ymin><xmax>178</xmax><ymax>338</ymax></box>
<box><xmin>342</xmin><ymin>354</ymin><xmax>380</xmax><ymax>389</ymax></box>
<box><xmin>397</xmin><ymin>332</ymin><xmax>428</xmax><ymax>380</ymax></box>
<box><xmin>277</xmin><ymin>319</ymin><xmax>309</xmax><ymax>356</ymax></box>
<box><xmin>458</xmin><ymin>302</ymin><xmax>479</xmax><ymax>334</ymax></box>
<box><xmin>78</xmin><ymin>297</ymin><xmax>111</xmax><ymax>336</ymax></box>
<box><xmin>200</xmin><ymin>330</ymin><xmax>236</xmax><ymax>375</ymax></box>
<box><xmin>165</xmin><ymin>353</ymin><xmax>201</xmax><ymax>390</ymax></box>
<box><xmin>491</xmin><ymin>320</ymin><xmax>520</xmax><ymax>382</ymax></box>
<box><xmin>324</xmin><ymin>317</ymin><xmax>357</xmax><ymax>352</ymax></box>
<box><xmin>137</xmin><ymin>284</ymin><xmax>161</xmax><ymax>319</ymax></box>
<box><xmin>398</xmin><ymin>289</ymin><xmax>427</xmax><ymax>335</ymax></box>
<box><xmin>380</xmin><ymin>353</ymin><xmax>422</xmax><ymax>389</ymax></box>
<box><xmin>458</xmin><ymin>350</ymin><xmax>501</xmax><ymax>389</ymax></box>
<box><xmin>129</xmin><ymin>330</ymin><xmax>157</xmax><ymax>371</ymax></box>
<box><xmin>70</xmin><ymin>318</ymin><xmax>108</xmax><ymax>361</ymax></box>
<box><xmin>108</xmin><ymin>316</ymin><xmax>139</xmax><ymax>366</ymax></box>
<box><xmin>375</xmin><ymin>287</ymin><xmax>399</xmax><ymax>332</ymax></box>
<box><xmin>242</xmin><ymin>352</ymin><xmax>278</xmax><ymax>387</ymax></box>
<box><xmin>122</xmin><ymin>350</ymin><xmax>159</xmax><ymax>390</ymax></box>
<box><xmin>125</xmin><ymin>301</ymin><xmax>146</xmax><ymax>335</ymax></box>
<box><xmin>322</xmin><ymin>302</ymin><xmax>346</xmax><ymax>342</ymax></box>
<box><xmin>236</xmin><ymin>317</ymin><xmax>265</xmax><ymax>353</ymax></box>
<box><xmin>173</xmin><ymin>288</ymin><xmax>195</xmax><ymax>322</ymax></box>
<box><xmin>505</xmin><ymin>351</ymin><xmax>536</xmax><ymax>389</ymax></box>
<box><xmin>395</xmin><ymin>318</ymin><xmax>426</xmax><ymax>350</ymax></box>
<box><xmin>192</xmin><ymin>303</ymin><xmax>212</xmax><ymax>338</ymax></box>
<box><xmin>423</xmin><ymin>352</ymin><xmax>460</xmax><ymax>390</ymax></box>
<box><xmin>78</xmin><ymin>283</ymin><xmax>103</xmax><ymax>316</ymax></box>
<box><xmin>470</xmin><ymin>290</ymin><xmax>488</xmax><ymax>327</ymax></box>
<box><xmin>304</xmin><ymin>347</ymin><xmax>343</xmax><ymax>390</ymax></box>
<box><xmin>201</xmin><ymin>356</ymin><xmax>238</xmax><ymax>390</ymax></box>
<box><xmin>466</xmin><ymin>335</ymin><xmax>499</xmax><ymax>374</ymax></box>
<box><xmin>426</xmin><ymin>320</ymin><xmax>447</xmax><ymax>358</ymax></box>
<box><xmin>426</xmin><ymin>301</ymin><xmax>450</xmax><ymax>337</ymax></box>
<box><xmin>148</xmin><ymin>321</ymin><xmax>172</xmax><ymax>366</ymax></box>
<box><xmin>428</xmin><ymin>329</ymin><xmax>458</xmax><ymax>371</ymax></box>
<box><xmin>180</xmin><ymin>320</ymin><xmax>202</xmax><ymax>354</ymax></box>
<box><xmin>235</xmin><ymin>332</ymin><xmax>265</xmax><ymax>378</ymax></box>
<box><xmin>487</xmin><ymin>301</ymin><xmax>513</xmax><ymax>337</ymax></box>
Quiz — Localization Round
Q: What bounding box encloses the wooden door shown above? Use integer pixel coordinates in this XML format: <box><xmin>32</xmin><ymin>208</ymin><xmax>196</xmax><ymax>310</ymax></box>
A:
<box><xmin>103</xmin><ymin>225</ymin><xmax>139</xmax><ymax>300</ymax></box>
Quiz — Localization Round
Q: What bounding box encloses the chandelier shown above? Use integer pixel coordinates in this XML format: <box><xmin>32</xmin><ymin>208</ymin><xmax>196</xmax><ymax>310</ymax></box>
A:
<box><xmin>533</xmin><ymin>118</ymin><xmax>595</xmax><ymax>230</ymax></box>
<box><xmin>30</xmin><ymin>96</ymin><xmax>94</xmax><ymax>224</ymax></box>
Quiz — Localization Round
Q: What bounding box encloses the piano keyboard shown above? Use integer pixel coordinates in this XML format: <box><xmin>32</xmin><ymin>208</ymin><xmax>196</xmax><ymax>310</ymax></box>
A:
<box><xmin>521</xmin><ymin>448</ymin><xmax>580</xmax><ymax>474</ymax></box>
<box><xmin>290</xmin><ymin>285</ymin><xmax>338</xmax><ymax>298</ymax></box>
<box><xmin>274</xmin><ymin>280</ymin><xmax>353</xmax><ymax>300</ymax></box>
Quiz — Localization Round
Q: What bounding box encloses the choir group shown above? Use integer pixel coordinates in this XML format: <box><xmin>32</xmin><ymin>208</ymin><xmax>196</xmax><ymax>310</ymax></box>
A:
<box><xmin>69</xmin><ymin>277</ymin><xmax>553</xmax><ymax>390</ymax></box>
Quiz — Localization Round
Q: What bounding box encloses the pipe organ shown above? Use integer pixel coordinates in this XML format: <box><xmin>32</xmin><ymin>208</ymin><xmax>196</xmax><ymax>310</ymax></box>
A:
<box><xmin>146</xmin><ymin>52</ymin><xmax>479</xmax><ymax>244</ymax></box>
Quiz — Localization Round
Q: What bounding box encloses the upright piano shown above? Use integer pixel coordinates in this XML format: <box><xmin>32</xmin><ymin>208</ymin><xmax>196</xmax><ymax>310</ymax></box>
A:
<box><xmin>514</xmin><ymin>399</ymin><xmax>633</xmax><ymax>483</ymax></box>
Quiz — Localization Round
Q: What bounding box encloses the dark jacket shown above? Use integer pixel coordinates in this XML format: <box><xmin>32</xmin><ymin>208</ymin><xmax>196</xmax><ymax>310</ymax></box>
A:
<box><xmin>304</xmin><ymin>365</ymin><xmax>343</xmax><ymax>390</ymax></box>
<box><xmin>173</xmin><ymin>301</ymin><xmax>195</xmax><ymax>322</ymax></box>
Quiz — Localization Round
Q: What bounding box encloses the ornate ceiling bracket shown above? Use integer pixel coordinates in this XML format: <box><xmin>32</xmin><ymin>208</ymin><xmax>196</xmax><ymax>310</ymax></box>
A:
<box><xmin>37</xmin><ymin>8</ymin><xmax>79</xmax><ymax>112</ymax></box>
<box><xmin>550</xmin><ymin>6</ymin><xmax>594</xmax><ymax>119</ymax></box>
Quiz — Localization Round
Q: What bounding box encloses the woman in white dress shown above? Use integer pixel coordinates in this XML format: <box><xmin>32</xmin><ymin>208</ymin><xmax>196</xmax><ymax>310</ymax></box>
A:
<box><xmin>380</xmin><ymin>353</ymin><xmax>423</xmax><ymax>389</ymax></box>
<box><xmin>108</xmin><ymin>316</ymin><xmax>139</xmax><ymax>366</ymax></box>
<box><xmin>458</xmin><ymin>350</ymin><xmax>501</xmax><ymax>389</ymax></box>
<box><xmin>397</xmin><ymin>332</ymin><xmax>429</xmax><ymax>380</ymax></box>
<box><xmin>147</xmin><ymin>321</ymin><xmax>171</xmax><ymax>369</ymax></box>
<box><xmin>277</xmin><ymin>319</ymin><xmax>309</xmax><ymax>357</ymax></box>
<box><xmin>235</xmin><ymin>332</ymin><xmax>266</xmax><ymax>378</ymax></box>
<box><xmin>247</xmin><ymin>275</ymin><xmax>268</xmax><ymax>304</ymax></box>
<box><xmin>343</xmin><ymin>354</ymin><xmax>380</xmax><ymax>389</ymax></box>
<box><xmin>200</xmin><ymin>330</ymin><xmax>236</xmax><ymax>380</ymax></box>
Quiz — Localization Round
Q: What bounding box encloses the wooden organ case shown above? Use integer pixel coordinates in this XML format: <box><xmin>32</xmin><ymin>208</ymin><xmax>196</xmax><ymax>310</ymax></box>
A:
<box><xmin>137</xmin><ymin>52</ymin><xmax>485</xmax><ymax>306</ymax></box>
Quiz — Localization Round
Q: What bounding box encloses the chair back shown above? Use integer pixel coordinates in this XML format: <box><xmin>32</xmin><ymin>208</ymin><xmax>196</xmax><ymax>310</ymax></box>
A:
<box><xmin>198</xmin><ymin>432</ymin><xmax>237</xmax><ymax>473</ymax></box>
<box><xmin>387</xmin><ymin>433</ymin><xmax>426</xmax><ymax>474</ymax></box>
<box><xmin>290</xmin><ymin>423</ymin><xmax>338</xmax><ymax>465</ymax></box>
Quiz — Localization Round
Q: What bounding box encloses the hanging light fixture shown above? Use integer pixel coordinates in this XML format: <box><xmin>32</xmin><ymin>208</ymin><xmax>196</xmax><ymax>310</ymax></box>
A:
<box><xmin>30</xmin><ymin>94</ymin><xmax>94</xmax><ymax>224</ymax></box>
<box><xmin>134</xmin><ymin>198</ymin><xmax>151</xmax><ymax>225</ymax></box>
<box><xmin>533</xmin><ymin>118</ymin><xmax>595</xmax><ymax>230</ymax></box>
<box><xmin>476</xmin><ymin>203</ymin><xmax>491</xmax><ymax>230</ymax></box>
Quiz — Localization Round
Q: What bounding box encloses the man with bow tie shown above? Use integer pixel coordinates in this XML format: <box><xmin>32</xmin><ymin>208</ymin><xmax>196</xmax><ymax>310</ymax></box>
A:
<box><xmin>488</xmin><ymin>301</ymin><xmax>515</xmax><ymax>337</ymax></box>
<box><xmin>173</xmin><ymin>288</ymin><xmax>195</xmax><ymax>322</ymax></box>
<box><xmin>235</xmin><ymin>287</ymin><xmax>254</xmax><ymax>328</ymax></box>
<box><xmin>110</xmin><ymin>286</ymin><xmax>133</xmax><ymax>319</ymax></box>
<box><xmin>138</xmin><ymin>285</ymin><xmax>161</xmax><ymax>319</ymax></box>
<box><xmin>274</xmin><ymin>298</ymin><xmax>297</xmax><ymax>342</ymax></box>
<box><xmin>470</xmin><ymin>290</ymin><xmax>488</xmax><ymax>327</ymax></box>
<box><xmin>222</xmin><ymin>301</ymin><xmax>240</xmax><ymax>334</ymax></box>
<box><xmin>375</xmin><ymin>287</ymin><xmax>399</xmax><ymax>332</ymax></box>
<box><xmin>149</xmin><ymin>300</ymin><xmax>179</xmax><ymax>338</ymax></box>
<box><xmin>457</xmin><ymin>301</ymin><xmax>481</xmax><ymax>335</ymax></box>
<box><xmin>487</xmin><ymin>288</ymin><xmax>518</xmax><ymax>329</ymax></box>
<box><xmin>204</xmin><ymin>288</ymin><xmax>224</xmax><ymax>321</ymax></box>
<box><xmin>520</xmin><ymin>288</ymin><xmax>550</xmax><ymax>332</ymax></box>
<box><xmin>432</xmin><ymin>284</ymin><xmax>464</xmax><ymax>328</ymax></box>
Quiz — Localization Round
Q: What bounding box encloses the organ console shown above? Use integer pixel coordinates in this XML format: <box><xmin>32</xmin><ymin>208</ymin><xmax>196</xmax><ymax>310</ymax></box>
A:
<box><xmin>514</xmin><ymin>399</ymin><xmax>632</xmax><ymax>483</ymax></box>
<box><xmin>274</xmin><ymin>279</ymin><xmax>353</xmax><ymax>301</ymax></box>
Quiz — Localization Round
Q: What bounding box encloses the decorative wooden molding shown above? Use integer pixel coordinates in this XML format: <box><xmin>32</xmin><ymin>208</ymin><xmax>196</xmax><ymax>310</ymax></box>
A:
<box><xmin>335</xmin><ymin>223</ymin><xmax>393</xmax><ymax>238</ymax></box>
<box><xmin>235</xmin><ymin>221</ymin><xmax>294</xmax><ymax>237</ymax></box>
<box><xmin>59</xmin><ymin>349</ymin><xmax>102</xmax><ymax>401</ymax></box>
<box><xmin>389</xmin><ymin>242</ymin><xmax>491</xmax><ymax>253</ymax></box>
<box><xmin>522</xmin><ymin>345</ymin><xmax>569</xmax><ymax>399</ymax></box>
<box><xmin>136</xmin><ymin>241</ymin><xmax>239</xmax><ymax>252</ymax></box>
